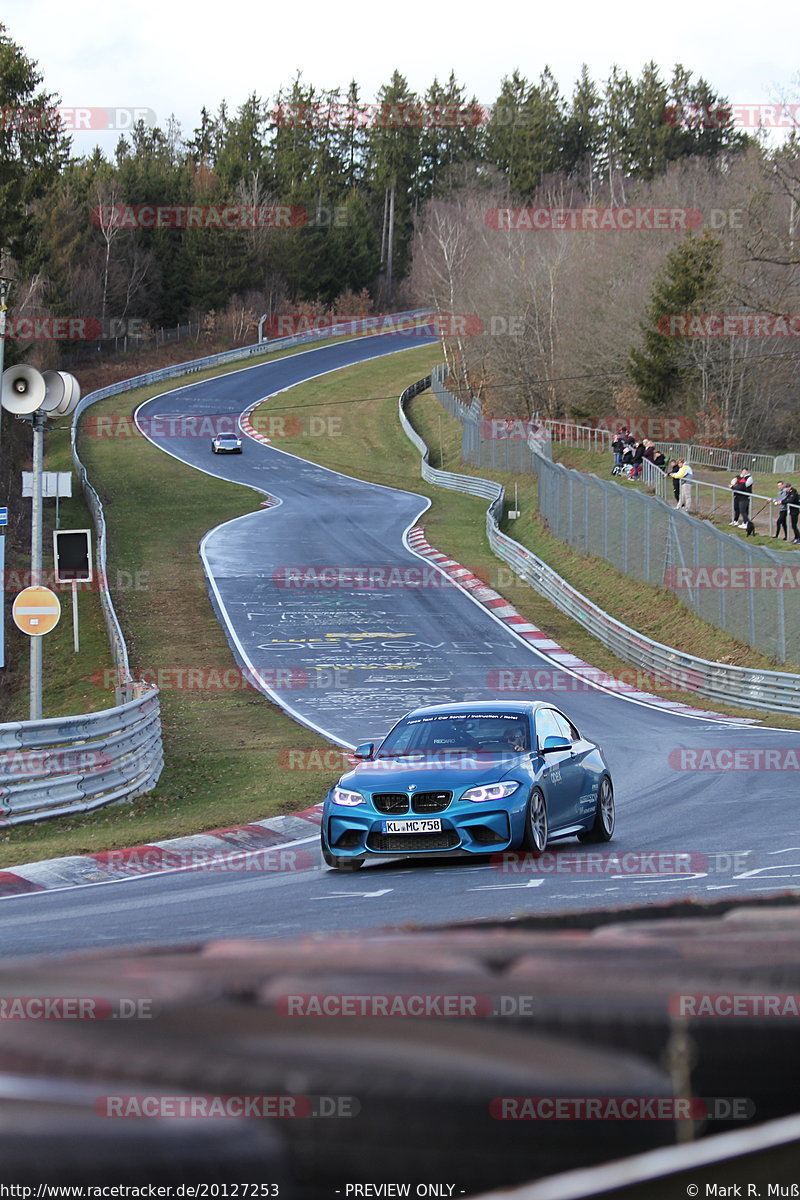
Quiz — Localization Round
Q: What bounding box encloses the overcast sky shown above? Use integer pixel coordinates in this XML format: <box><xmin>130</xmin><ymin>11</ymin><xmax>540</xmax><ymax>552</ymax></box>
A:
<box><xmin>3</xmin><ymin>0</ymin><xmax>798</xmax><ymax>157</ymax></box>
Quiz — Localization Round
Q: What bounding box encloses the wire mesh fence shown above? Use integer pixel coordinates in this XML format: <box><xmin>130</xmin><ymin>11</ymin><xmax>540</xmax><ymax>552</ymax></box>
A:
<box><xmin>534</xmin><ymin>455</ymin><xmax>800</xmax><ymax>663</ymax></box>
<box><xmin>431</xmin><ymin>366</ymin><xmax>552</xmax><ymax>471</ymax></box>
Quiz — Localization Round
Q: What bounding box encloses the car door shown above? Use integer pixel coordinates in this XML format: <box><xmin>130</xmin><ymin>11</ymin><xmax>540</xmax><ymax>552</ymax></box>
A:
<box><xmin>535</xmin><ymin>707</ymin><xmax>582</xmax><ymax>828</ymax></box>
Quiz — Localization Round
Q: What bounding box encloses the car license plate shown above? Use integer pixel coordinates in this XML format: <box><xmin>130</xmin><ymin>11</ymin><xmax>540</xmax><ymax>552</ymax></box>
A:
<box><xmin>382</xmin><ymin>818</ymin><xmax>443</xmax><ymax>834</ymax></box>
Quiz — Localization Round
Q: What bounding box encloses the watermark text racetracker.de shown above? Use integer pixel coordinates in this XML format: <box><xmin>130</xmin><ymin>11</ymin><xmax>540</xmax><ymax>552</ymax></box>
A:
<box><xmin>6</xmin><ymin>316</ymin><xmax>146</xmax><ymax>341</ymax></box>
<box><xmin>82</xmin><ymin>412</ymin><xmax>342</xmax><ymax>439</ymax></box>
<box><xmin>271</xmin><ymin>100</ymin><xmax>572</xmax><ymax>129</ymax></box>
<box><xmin>91</xmin><ymin>205</ymin><xmax>308</xmax><ymax>230</ymax></box>
<box><xmin>668</xmin><ymin>747</ymin><xmax>800</xmax><ymax>771</ymax></box>
<box><xmin>486</xmin><ymin>666</ymin><xmax>704</xmax><ymax>693</ymax></box>
<box><xmin>0</xmin><ymin>748</ymin><xmax>112</xmax><ymax>777</ymax></box>
<box><xmin>4</xmin><ymin>569</ymin><xmax>149</xmax><ymax>593</ymax></box>
<box><xmin>90</xmin><ymin>667</ymin><xmax>350</xmax><ymax>692</ymax></box>
<box><xmin>486</xmin><ymin>207</ymin><xmax>704</xmax><ymax>232</ymax></box>
<box><xmin>658</xmin><ymin>314</ymin><xmax>800</xmax><ymax>337</ymax></box>
<box><xmin>489</xmin><ymin>1096</ymin><xmax>753</xmax><ymax>1121</ymax></box>
<box><xmin>0</xmin><ymin>105</ymin><xmax>156</xmax><ymax>131</ymax></box>
<box><xmin>665</xmin><ymin>566</ymin><xmax>800</xmax><ymax>589</ymax></box>
<box><xmin>0</xmin><ymin>996</ymin><xmax>153</xmax><ymax>1019</ymax></box>
<box><xmin>490</xmin><ymin>850</ymin><xmax>749</xmax><ymax>875</ymax></box>
<box><xmin>272</xmin><ymin>565</ymin><xmax>482</xmax><ymax>590</ymax></box>
<box><xmin>592</xmin><ymin>415</ymin><xmax>699</xmax><ymax>441</ymax></box>
<box><xmin>100</xmin><ymin>847</ymin><xmax>314</xmax><ymax>876</ymax></box>
<box><xmin>665</xmin><ymin>102</ymin><xmax>800</xmax><ymax>129</ymax></box>
<box><xmin>669</xmin><ymin>992</ymin><xmax>800</xmax><ymax>1017</ymax></box>
<box><xmin>96</xmin><ymin>1094</ymin><xmax>359</xmax><ymax>1118</ymax></box>
<box><xmin>263</xmin><ymin>312</ymin><xmax>486</xmax><ymax>337</ymax></box>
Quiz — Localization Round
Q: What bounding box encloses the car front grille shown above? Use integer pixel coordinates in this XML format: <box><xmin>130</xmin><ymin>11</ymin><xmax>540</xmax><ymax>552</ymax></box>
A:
<box><xmin>411</xmin><ymin>791</ymin><xmax>452</xmax><ymax>813</ymax></box>
<box><xmin>367</xmin><ymin>830</ymin><xmax>461</xmax><ymax>853</ymax></box>
<box><xmin>372</xmin><ymin>793</ymin><xmax>409</xmax><ymax>814</ymax></box>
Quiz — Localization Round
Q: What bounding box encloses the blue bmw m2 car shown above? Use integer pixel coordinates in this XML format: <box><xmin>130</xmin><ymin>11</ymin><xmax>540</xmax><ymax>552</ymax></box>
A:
<box><xmin>320</xmin><ymin>701</ymin><xmax>614</xmax><ymax>870</ymax></box>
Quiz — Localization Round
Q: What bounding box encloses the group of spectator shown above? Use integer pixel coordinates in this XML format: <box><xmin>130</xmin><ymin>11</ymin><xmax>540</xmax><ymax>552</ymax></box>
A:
<box><xmin>611</xmin><ymin>430</ymin><xmax>800</xmax><ymax>541</ymax></box>
<box><xmin>612</xmin><ymin>428</ymin><xmax>693</xmax><ymax>504</ymax></box>
<box><xmin>611</xmin><ymin>429</ymin><xmax>667</xmax><ymax>479</ymax></box>
<box><xmin>726</xmin><ymin>473</ymin><xmax>800</xmax><ymax>541</ymax></box>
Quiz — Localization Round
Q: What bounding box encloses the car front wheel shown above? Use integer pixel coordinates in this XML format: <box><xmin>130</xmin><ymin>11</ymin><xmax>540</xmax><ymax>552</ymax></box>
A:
<box><xmin>578</xmin><ymin>776</ymin><xmax>615</xmax><ymax>843</ymax></box>
<box><xmin>522</xmin><ymin>788</ymin><xmax>548</xmax><ymax>852</ymax></box>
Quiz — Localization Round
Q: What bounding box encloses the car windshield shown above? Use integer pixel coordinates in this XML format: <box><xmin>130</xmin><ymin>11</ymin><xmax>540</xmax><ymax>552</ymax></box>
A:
<box><xmin>377</xmin><ymin>711</ymin><xmax>530</xmax><ymax>755</ymax></box>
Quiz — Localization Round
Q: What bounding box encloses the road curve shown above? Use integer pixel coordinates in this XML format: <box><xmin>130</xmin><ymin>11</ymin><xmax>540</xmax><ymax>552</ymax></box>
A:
<box><xmin>0</xmin><ymin>332</ymin><xmax>797</xmax><ymax>960</ymax></box>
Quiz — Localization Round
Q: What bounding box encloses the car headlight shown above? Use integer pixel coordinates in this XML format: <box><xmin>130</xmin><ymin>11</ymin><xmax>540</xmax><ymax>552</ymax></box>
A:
<box><xmin>331</xmin><ymin>786</ymin><xmax>365</xmax><ymax>807</ymax></box>
<box><xmin>461</xmin><ymin>781</ymin><xmax>520</xmax><ymax>803</ymax></box>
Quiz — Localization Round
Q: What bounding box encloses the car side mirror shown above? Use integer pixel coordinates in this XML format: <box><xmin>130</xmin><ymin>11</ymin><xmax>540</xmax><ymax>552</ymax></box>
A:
<box><xmin>540</xmin><ymin>735</ymin><xmax>571</xmax><ymax>753</ymax></box>
<box><xmin>352</xmin><ymin>742</ymin><xmax>375</xmax><ymax>760</ymax></box>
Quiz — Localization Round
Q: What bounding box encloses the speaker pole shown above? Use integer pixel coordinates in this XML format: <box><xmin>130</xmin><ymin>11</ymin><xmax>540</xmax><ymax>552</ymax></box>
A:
<box><xmin>29</xmin><ymin>408</ymin><xmax>45</xmax><ymax>720</ymax></box>
<box><xmin>0</xmin><ymin>278</ymin><xmax>9</xmax><ymax>463</ymax></box>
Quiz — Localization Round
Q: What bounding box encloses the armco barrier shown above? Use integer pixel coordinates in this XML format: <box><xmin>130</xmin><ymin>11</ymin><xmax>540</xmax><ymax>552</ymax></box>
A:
<box><xmin>400</xmin><ymin>367</ymin><xmax>800</xmax><ymax>716</ymax></box>
<box><xmin>3</xmin><ymin>316</ymin><xmax>422</xmax><ymax>825</ymax></box>
<box><xmin>0</xmin><ymin>689</ymin><xmax>162</xmax><ymax>825</ymax></box>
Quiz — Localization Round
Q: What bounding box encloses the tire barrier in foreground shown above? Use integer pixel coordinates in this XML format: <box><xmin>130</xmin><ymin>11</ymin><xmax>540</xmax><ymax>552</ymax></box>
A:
<box><xmin>0</xmin><ymin>896</ymin><xmax>796</xmax><ymax>1194</ymax></box>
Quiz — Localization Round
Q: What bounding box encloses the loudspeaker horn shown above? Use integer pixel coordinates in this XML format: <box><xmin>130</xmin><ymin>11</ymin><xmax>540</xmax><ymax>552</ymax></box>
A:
<box><xmin>42</xmin><ymin>371</ymin><xmax>81</xmax><ymax>416</ymax></box>
<box><xmin>1</xmin><ymin>365</ymin><xmax>47</xmax><ymax>415</ymax></box>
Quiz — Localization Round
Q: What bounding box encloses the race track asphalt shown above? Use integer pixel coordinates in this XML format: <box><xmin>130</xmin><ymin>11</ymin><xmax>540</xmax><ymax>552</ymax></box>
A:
<box><xmin>1</xmin><ymin>332</ymin><xmax>797</xmax><ymax>959</ymax></box>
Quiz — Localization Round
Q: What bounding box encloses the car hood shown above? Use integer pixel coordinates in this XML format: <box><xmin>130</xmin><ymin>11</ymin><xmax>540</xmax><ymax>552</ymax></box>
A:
<box><xmin>338</xmin><ymin>754</ymin><xmax>527</xmax><ymax>793</ymax></box>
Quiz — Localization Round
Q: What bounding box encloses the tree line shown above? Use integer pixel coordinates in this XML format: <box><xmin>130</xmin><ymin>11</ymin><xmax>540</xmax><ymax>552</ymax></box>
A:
<box><xmin>2</xmin><ymin>21</ymin><xmax>748</xmax><ymax>346</ymax></box>
<box><xmin>3</xmin><ymin>20</ymin><xmax>799</xmax><ymax>451</ymax></box>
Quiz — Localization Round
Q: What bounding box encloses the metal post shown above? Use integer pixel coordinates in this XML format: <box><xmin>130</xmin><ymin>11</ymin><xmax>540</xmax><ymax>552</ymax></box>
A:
<box><xmin>29</xmin><ymin>409</ymin><xmax>45</xmax><ymax>720</ymax></box>
<box><xmin>72</xmin><ymin>580</ymin><xmax>79</xmax><ymax>652</ymax></box>
<box><xmin>0</xmin><ymin>278</ymin><xmax>9</xmax><ymax>460</ymax></box>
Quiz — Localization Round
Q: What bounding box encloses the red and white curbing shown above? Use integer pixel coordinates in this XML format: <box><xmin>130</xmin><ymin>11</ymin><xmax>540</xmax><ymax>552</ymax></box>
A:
<box><xmin>406</xmin><ymin>525</ymin><xmax>741</xmax><ymax>723</ymax></box>
<box><xmin>0</xmin><ymin>805</ymin><xmax>323</xmax><ymax>899</ymax></box>
<box><xmin>240</xmin><ymin>397</ymin><xmax>274</xmax><ymax>445</ymax></box>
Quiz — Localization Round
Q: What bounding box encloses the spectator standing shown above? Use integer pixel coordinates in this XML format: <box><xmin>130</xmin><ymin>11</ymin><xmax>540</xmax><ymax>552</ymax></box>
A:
<box><xmin>729</xmin><ymin>471</ymin><xmax>754</xmax><ymax>528</ymax></box>
<box><xmin>790</xmin><ymin>484</ymin><xmax>800</xmax><ymax>544</ymax></box>
<box><xmin>667</xmin><ymin>459</ymin><xmax>680</xmax><ymax>501</ymax></box>
<box><xmin>774</xmin><ymin>481</ymin><xmax>800</xmax><ymax>542</ymax></box>
<box><xmin>653</xmin><ymin>448</ymin><xmax>667</xmax><ymax>470</ymax></box>
<box><xmin>670</xmin><ymin>459</ymin><xmax>694</xmax><ymax>509</ymax></box>
<box><xmin>632</xmin><ymin>439</ymin><xmax>645</xmax><ymax>479</ymax></box>
<box><xmin>611</xmin><ymin>429</ymin><xmax>626</xmax><ymax>473</ymax></box>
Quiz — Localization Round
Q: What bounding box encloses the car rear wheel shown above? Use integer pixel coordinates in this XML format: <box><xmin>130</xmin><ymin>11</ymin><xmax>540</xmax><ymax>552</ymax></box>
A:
<box><xmin>522</xmin><ymin>788</ymin><xmax>548</xmax><ymax>852</ymax></box>
<box><xmin>321</xmin><ymin>839</ymin><xmax>365</xmax><ymax>871</ymax></box>
<box><xmin>578</xmin><ymin>776</ymin><xmax>615</xmax><ymax>843</ymax></box>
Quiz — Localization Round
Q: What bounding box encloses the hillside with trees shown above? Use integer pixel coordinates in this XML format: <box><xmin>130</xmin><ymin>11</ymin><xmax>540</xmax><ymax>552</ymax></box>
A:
<box><xmin>2</xmin><ymin>21</ymin><xmax>799</xmax><ymax>448</ymax></box>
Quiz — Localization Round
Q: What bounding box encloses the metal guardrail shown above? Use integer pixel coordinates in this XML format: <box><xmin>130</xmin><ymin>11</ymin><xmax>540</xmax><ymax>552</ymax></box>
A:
<box><xmin>0</xmin><ymin>690</ymin><xmax>162</xmax><ymax>826</ymax></box>
<box><xmin>545</xmin><ymin>420</ymin><xmax>611</xmax><ymax>453</ymax></box>
<box><xmin>400</xmin><ymin>370</ymin><xmax>800</xmax><ymax>716</ymax></box>
<box><xmin>3</xmin><ymin>316</ymin><xmax>407</xmax><ymax>825</ymax></box>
